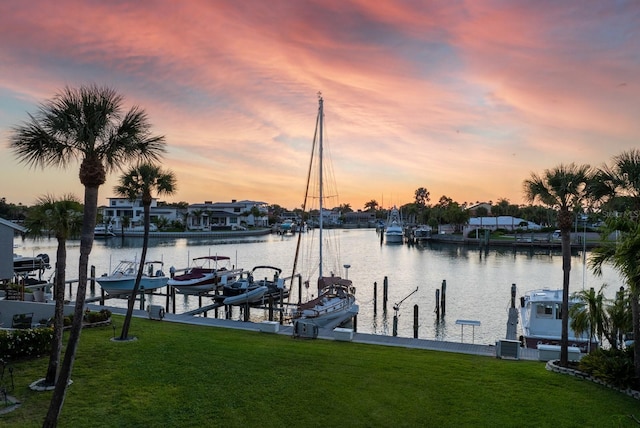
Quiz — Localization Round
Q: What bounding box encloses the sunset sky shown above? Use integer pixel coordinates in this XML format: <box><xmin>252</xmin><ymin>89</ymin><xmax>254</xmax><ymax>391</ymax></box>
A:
<box><xmin>1</xmin><ymin>1</ymin><xmax>638</xmax><ymax>210</ymax></box>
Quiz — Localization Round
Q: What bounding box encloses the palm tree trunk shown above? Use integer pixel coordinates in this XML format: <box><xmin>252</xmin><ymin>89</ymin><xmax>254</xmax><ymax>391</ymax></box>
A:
<box><xmin>120</xmin><ymin>205</ymin><xmax>150</xmax><ymax>339</ymax></box>
<box><xmin>43</xmin><ymin>186</ymin><xmax>99</xmax><ymax>427</ymax></box>
<box><xmin>44</xmin><ymin>239</ymin><xmax>67</xmax><ymax>386</ymax></box>
<box><xmin>560</xmin><ymin>228</ymin><xmax>571</xmax><ymax>367</ymax></box>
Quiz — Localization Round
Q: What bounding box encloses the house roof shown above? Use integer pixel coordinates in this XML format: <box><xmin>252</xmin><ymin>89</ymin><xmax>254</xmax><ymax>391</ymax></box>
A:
<box><xmin>0</xmin><ymin>217</ymin><xmax>26</xmax><ymax>233</ymax></box>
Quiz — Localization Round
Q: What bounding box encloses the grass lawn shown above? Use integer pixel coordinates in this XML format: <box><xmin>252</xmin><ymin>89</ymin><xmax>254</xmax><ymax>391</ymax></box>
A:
<box><xmin>2</xmin><ymin>315</ymin><xmax>638</xmax><ymax>427</ymax></box>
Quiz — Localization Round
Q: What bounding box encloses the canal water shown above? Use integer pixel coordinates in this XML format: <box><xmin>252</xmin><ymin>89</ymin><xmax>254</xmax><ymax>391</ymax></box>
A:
<box><xmin>13</xmin><ymin>229</ymin><xmax>623</xmax><ymax>345</ymax></box>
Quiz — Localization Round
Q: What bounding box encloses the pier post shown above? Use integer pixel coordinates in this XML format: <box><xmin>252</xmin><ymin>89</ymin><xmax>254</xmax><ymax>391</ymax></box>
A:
<box><xmin>100</xmin><ymin>288</ymin><xmax>105</xmax><ymax>305</ymax></box>
<box><xmin>90</xmin><ymin>265</ymin><xmax>95</xmax><ymax>292</ymax></box>
<box><xmin>435</xmin><ymin>289</ymin><xmax>440</xmax><ymax>319</ymax></box>
<box><xmin>139</xmin><ymin>291</ymin><xmax>145</xmax><ymax>311</ymax></box>
<box><xmin>440</xmin><ymin>280</ymin><xmax>446</xmax><ymax>319</ymax></box>
<box><xmin>373</xmin><ymin>281</ymin><xmax>377</xmax><ymax>314</ymax></box>
<box><xmin>199</xmin><ymin>295</ymin><xmax>206</xmax><ymax>318</ymax></box>
<box><xmin>298</xmin><ymin>276</ymin><xmax>303</xmax><ymax>305</ymax></box>
<box><xmin>393</xmin><ymin>314</ymin><xmax>398</xmax><ymax>336</ymax></box>
<box><xmin>506</xmin><ymin>283</ymin><xmax>518</xmax><ymax>340</ymax></box>
<box><xmin>165</xmin><ymin>286</ymin><xmax>171</xmax><ymax>313</ymax></box>
<box><xmin>268</xmin><ymin>295</ymin><xmax>274</xmax><ymax>321</ymax></box>
<box><xmin>383</xmin><ymin>276</ymin><xmax>388</xmax><ymax>312</ymax></box>
<box><xmin>172</xmin><ymin>286</ymin><xmax>176</xmax><ymax>314</ymax></box>
<box><xmin>244</xmin><ymin>303</ymin><xmax>250</xmax><ymax>322</ymax></box>
<box><xmin>413</xmin><ymin>304</ymin><xmax>419</xmax><ymax>338</ymax></box>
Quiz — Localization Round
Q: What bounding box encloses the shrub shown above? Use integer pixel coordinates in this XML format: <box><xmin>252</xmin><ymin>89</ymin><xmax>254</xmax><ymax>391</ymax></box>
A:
<box><xmin>0</xmin><ymin>327</ymin><xmax>54</xmax><ymax>361</ymax></box>
<box><xmin>578</xmin><ymin>347</ymin><xmax>635</xmax><ymax>389</ymax></box>
<box><xmin>83</xmin><ymin>308</ymin><xmax>112</xmax><ymax>323</ymax></box>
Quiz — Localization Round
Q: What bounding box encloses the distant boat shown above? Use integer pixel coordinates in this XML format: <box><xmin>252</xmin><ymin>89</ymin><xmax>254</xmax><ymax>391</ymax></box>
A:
<box><xmin>168</xmin><ymin>255</ymin><xmax>242</xmax><ymax>295</ymax></box>
<box><xmin>94</xmin><ymin>224</ymin><xmax>115</xmax><ymax>237</ymax></box>
<box><xmin>384</xmin><ymin>206</ymin><xmax>404</xmax><ymax>244</ymax></box>
<box><xmin>97</xmin><ymin>260</ymin><xmax>168</xmax><ymax>296</ymax></box>
<box><xmin>290</xmin><ymin>95</ymin><xmax>358</xmax><ymax>331</ymax></box>
<box><xmin>519</xmin><ymin>288</ymin><xmax>598</xmax><ymax>352</ymax></box>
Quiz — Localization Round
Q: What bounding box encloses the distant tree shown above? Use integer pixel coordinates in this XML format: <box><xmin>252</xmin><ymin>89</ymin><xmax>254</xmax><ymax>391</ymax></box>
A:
<box><xmin>569</xmin><ymin>285</ymin><xmax>610</xmax><ymax>351</ymax></box>
<box><xmin>24</xmin><ymin>194</ymin><xmax>83</xmax><ymax>387</ymax></box>
<box><xmin>338</xmin><ymin>203</ymin><xmax>352</xmax><ymax>214</ymax></box>
<box><xmin>10</xmin><ymin>84</ymin><xmax>166</xmax><ymax>426</ymax></box>
<box><xmin>414</xmin><ymin>187</ymin><xmax>430</xmax><ymax>207</ymax></box>
<box><xmin>523</xmin><ymin>163</ymin><xmax>591</xmax><ymax>367</ymax></box>
<box><xmin>364</xmin><ymin>200</ymin><xmax>379</xmax><ymax>211</ymax></box>
<box><xmin>114</xmin><ymin>162</ymin><xmax>176</xmax><ymax>340</ymax></box>
<box><xmin>475</xmin><ymin>206</ymin><xmax>489</xmax><ymax>217</ymax></box>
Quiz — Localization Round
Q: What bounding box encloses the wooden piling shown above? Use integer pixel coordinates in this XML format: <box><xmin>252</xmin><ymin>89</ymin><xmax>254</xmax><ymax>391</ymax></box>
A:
<box><xmin>440</xmin><ymin>280</ymin><xmax>446</xmax><ymax>319</ymax></box>
<box><xmin>383</xmin><ymin>276</ymin><xmax>388</xmax><ymax>312</ymax></box>
<box><xmin>90</xmin><ymin>265</ymin><xmax>95</xmax><ymax>292</ymax></box>
<box><xmin>373</xmin><ymin>281</ymin><xmax>377</xmax><ymax>314</ymax></box>
<box><xmin>268</xmin><ymin>295</ymin><xmax>274</xmax><ymax>321</ymax></box>
<box><xmin>393</xmin><ymin>314</ymin><xmax>398</xmax><ymax>336</ymax></box>
<box><xmin>413</xmin><ymin>304</ymin><xmax>419</xmax><ymax>338</ymax></box>
<box><xmin>506</xmin><ymin>283</ymin><xmax>519</xmax><ymax>340</ymax></box>
<box><xmin>435</xmin><ymin>288</ymin><xmax>440</xmax><ymax>319</ymax></box>
<box><xmin>172</xmin><ymin>286</ymin><xmax>176</xmax><ymax>314</ymax></box>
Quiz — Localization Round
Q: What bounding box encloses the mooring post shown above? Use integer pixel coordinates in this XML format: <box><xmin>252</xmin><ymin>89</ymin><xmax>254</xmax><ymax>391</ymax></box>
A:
<box><xmin>440</xmin><ymin>280</ymin><xmax>446</xmax><ymax>319</ymax></box>
<box><xmin>393</xmin><ymin>314</ymin><xmax>398</xmax><ymax>336</ymax></box>
<box><xmin>413</xmin><ymin>304</ymin><xmax>419</xmax><ymax>338</ymax></box>
<box><xmin>373</xmin><ymin>281</ymin><xmax>377</xmax><ymax>314</ymax></box>
<box><xmin>90</xmin><ymin>265</ymin><xmax>95</xmax><ymax>292</ymax></box>
<box><xmin>298</xmin><ymin>275</ymin><xmax>303</xmax><ymax>305</ymax></box>
<box><xmin>165</xmin><ymin>286</ymin><xmax>171</xmax><ymax>313</ymax></box>
<box><xmin>100</xmin><ymin>288</ymin><xmax>105</xmax><ymax>305</ymax></box>
<box><xmin>435</xmin><ymin>288</ymin><xmax>440</xmax><ymax>319</ymax></box>
<box><xmin>139</xmin><ymin>290</ymin><xmax>145</xmax><ymax>311</ymax></box>
<box><xmin>268</xmin><ymin>295</ymin><xmax>274</xmax><ymax>321</ymax></box>
<box><xmin>172</xmin><ymin>286</ymin><xmax>176</xmax><ymax>314</ymax></box>
<box><xmin>383</xmin><ymin>276</ymin><xmax>388</xmax><ymax>312</ymax></box>
<box><xmin>353</xmin><ymin>314</ymin><xmax>357</xmax><ymax>332</ymax></box>
<box><xmin>244</xmin><ymin>303</ymin><xmax>250</xmax><ymax>322</ymax></box>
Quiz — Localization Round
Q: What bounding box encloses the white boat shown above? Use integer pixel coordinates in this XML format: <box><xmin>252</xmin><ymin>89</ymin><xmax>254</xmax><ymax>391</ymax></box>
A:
<box><xmin>384</xmin><ymin>206</ymin><xmax>404</xmax><ymax>244</ymax></box>
<box><xmin>217</xmin><ymin>265</ymin><xmax>288</xmax><ymax>305</ymax></box>
<box><xmin>519</xmin><ymin>288</ymin><xmax>598</xmax><ymax>352</ymax></box>
<box><xmin>168</xmin><ymin>255</ymin><xmax>242</xmax><ymax>295</ymax></box>
<box><xmin>97</xmin><ymin>260</ymin><xmax>169</xmax><ymax>296</ymax></box>
<box><xmin>94</xmin><ymin>224</ymin><xmax>115</xmax><ymax>237</ymax></box>
<box><xmin>222</xmin><ymin>284</ymin><xmax>268</xmax><ymax>306</ymax></box>
<box><xmin>290</xmin><ymin>95</ymin><xmax>358</xmax><ymax>330</ymax></box>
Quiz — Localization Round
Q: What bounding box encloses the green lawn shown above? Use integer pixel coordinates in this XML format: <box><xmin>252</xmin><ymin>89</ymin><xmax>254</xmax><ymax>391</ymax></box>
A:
<box><xmin>2</xmin><ymin>315</ymin><xmax>638</xmax><ymax>427</ymax></box>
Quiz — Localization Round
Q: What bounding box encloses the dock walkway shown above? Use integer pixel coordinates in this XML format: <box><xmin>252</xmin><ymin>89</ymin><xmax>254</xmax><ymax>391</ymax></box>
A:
<box><xmin>93</xmin><ymin>305</ymin><xmax>540</xmax><ymax>361</ymax></box>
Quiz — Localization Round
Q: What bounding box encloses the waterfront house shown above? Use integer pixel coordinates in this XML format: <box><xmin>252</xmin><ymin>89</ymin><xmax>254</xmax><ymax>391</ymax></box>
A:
<box><xmin>100</xmin><ymin>197</ymin><xmax>180</xmax><ymax>231</ymax></box>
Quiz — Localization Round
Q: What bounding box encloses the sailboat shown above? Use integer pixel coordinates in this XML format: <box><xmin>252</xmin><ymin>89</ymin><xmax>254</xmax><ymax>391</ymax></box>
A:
<box><xmin>290</xmin><ymin>95</ymin><xmax>359</xmax><ymax>332</ymax></box>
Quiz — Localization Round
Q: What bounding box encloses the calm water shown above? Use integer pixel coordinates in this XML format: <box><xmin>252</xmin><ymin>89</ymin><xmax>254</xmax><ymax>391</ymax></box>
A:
<box><xmin>13</xmin><ymin>229</ymin><xmax>623</xmax><ymax>344</ymax></box>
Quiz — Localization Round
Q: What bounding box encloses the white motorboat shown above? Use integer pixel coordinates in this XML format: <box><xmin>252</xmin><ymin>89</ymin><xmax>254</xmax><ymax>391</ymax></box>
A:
<box><xmin>94</xmin><ymin>224</ymin><xmax>115</xmax><ymax>237</ymax></box>
<box><xmin>290</xmin><ymin>95</ymin><xmax>358</xmax><ymax>331</ymax></box>
<box><xmin>168</xmin><ymin>255</ymin><xmax>242</xmax><ymax>295</ymax></box>
<box><xmin>13</xmin><ymin>253</ymin><xmax>50</xmax><ymax>274</ymax></box>
<box><xmin>519</xmin><ymin>288</ymin><xmax>598</xmax><ymax>352</ymax></box>
<box><xmin>217</xmin><ymin>265</ymin><xmax>288</xmax><ymax>305</ymax></box>
<box><xmin>384</xmin><ymin>206</ymin><xmax>404</xmax><ymax>244</ymax></box>
<box><xmin>97</xmin><ymin>260</ymin><xmax>168</xmax><ymax>296</ymax></box>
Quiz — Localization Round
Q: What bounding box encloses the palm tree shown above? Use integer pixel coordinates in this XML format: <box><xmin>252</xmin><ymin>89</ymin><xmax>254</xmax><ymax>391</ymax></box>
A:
<box><xmin>589</xmin><ymin>214</ymin><xmax>640</xmax><ymax>387</ymax></box>
<box><xmin>114</xmin><ymin>162</ymin><xmax>176</xmax><ymax>340</ymax></box>
<box><xmin>523</xmin><ymin>163</ymin><xmax>591</xmax><ymax>367</ymax></box>
<box><xmin>24</xmin><ymin>194</ymin><xmax>83</xmax><ymax>387</ymax></box>
<box><xmin>588</xmin><ymin>149</ymin><xmax>640</xmax><ymax>386</ymax></box>
<box><xmin>9</xmin><ymin>84</ymin><xmax>166</xmax><ymax>427</ymax></box>
<box><xmin>568</xmin><ymin>285</ymin><xmax>609</xmax><ymax>351</ymax></box>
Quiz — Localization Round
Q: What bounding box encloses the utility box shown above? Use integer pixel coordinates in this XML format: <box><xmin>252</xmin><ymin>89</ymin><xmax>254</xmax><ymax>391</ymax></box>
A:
<box><xmin>147</xmin><ymin>305</ymin><xmax>165</xmax><ymax>321</ymax></box>
<box><xmin>293</xmin><ymin>320</ymin><xmax>318</xmax><ymax>339</ymax></box>
<box><xmin>538</xmin><ymin>345</ymin><xmax>582</xmax><ymax>362</ymax></box>
<box><xmin>496</xmin><ymin>339</ymin><xmax>520</xmax><ymax>359</ymax></box>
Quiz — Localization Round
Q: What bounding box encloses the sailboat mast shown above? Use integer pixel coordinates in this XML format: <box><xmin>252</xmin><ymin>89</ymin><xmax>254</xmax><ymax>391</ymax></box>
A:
<box><xmin>318</xmin><ymin>95</ymin><xmax>324</xmax><ymax>279</ymax></box>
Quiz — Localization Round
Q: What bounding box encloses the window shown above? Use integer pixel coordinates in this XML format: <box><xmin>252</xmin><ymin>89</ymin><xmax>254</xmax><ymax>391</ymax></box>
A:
<box><xmin>536</xmin><ymin>303</ymin><xmax>554</xmax><ymax>318</ymax></box>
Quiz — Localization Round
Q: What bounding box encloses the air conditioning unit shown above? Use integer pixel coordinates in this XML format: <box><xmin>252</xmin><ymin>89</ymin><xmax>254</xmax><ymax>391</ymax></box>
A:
<box><xmin>496</xmin><ymin>339</ymin><xmax>520</xmax><ymax>359</ymax></box>
<box><xmin>293</xmin><ymin>320</ymin><xmax>318</xmax><ymax>339</ymax></box>
<box><xmin>147</xmin><ymin>304</ymin><xmax>165</xmax><ymax>321</ymax></box>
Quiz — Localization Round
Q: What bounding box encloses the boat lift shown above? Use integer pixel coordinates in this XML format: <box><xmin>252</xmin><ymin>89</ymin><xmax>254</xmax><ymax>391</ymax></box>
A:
<box><xmin>392</xmin><ymin>287</ymin><xmax>418</xmax><ymax>336</ymax></box>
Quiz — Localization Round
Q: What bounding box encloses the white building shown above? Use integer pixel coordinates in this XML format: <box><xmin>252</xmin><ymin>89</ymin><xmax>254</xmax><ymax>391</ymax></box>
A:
<box><xmin>100</xmin><ymin>197</ymin><xmax>180</xmax><ymax>231</ymax></box>
<box><xmin>186</xmin><ymin>200</ymin><xmax>269</xmax><ymax>230</ymax></box>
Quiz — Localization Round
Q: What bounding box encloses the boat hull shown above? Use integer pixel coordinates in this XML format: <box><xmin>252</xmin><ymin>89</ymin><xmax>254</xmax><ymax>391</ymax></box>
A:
<box><xmin>223</xmin><ymin>286</ymin><xmax>268</xmax><ymax>305</ymax></box>
<box><xmin>97</xmin><ymin>276</ymin><xmax>168</xmax><ymax>296</ymax></box>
